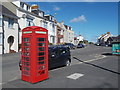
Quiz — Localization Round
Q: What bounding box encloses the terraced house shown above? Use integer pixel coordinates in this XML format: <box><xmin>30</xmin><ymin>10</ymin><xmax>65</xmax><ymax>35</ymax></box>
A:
<box><xmin>12</xmin><ymin>1</ymin><xmax>57</xmax><ymax>48</ymax></box>
<box><xmin>0</xmin><ymin>1</ymin><xmax>74</xmax><ymax>54</ymax></box>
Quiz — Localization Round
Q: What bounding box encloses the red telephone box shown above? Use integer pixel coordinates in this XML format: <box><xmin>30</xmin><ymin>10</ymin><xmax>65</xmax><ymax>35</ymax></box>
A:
<box><xmin>21</xmin><ymin>26</ymin><xmax>48</xmax><ymax>83</ymax></box>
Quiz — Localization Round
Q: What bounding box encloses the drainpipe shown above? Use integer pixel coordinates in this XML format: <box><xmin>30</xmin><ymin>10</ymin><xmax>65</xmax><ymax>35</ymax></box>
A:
<box><xmin>2</xmin><ymin>15</ymin><xmax>4</xmax><ymax>54</ymax></box>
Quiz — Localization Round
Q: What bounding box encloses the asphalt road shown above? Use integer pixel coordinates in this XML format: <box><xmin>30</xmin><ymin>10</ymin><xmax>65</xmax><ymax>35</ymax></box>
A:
<box><xmin>1</xmin><ymin>44</ymin><xmax>119</xmax><ymax>88</ymax></box>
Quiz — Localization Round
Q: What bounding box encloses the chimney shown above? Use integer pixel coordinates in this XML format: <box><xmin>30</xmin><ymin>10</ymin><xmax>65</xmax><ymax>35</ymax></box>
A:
<box><xmin>107</xmin><ymin>32</ymin><xmax>110</xmax><ymax>34</ymax></box>
<box><xmin>31</xmin><ymin>4</ymin><xmax>39</xmax><ymax>10</ymax></box>
<box><xmin>31</xmin><ymin>4</ymin><xmax>39</xmax><ymax>15</ymax></box>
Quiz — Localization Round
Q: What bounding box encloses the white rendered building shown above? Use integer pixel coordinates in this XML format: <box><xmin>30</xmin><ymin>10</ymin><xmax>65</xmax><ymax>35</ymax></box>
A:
<box><xmin>64</xmin><ymin>24</ymin><xmax>74</xmax><ymax>44</ymax></box>
<box><xmin>0</xmin><ymin>2</ymin><xmax>19</xmax><ymax>54</ymax></box>
<box><xmin>12</xmin><ymin>1</ymin><xmax>57</xmax><ymax>45</ymax></box>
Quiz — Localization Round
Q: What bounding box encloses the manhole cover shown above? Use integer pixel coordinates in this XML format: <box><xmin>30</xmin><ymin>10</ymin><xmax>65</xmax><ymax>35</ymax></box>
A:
<box><xmin>67</xmin><ymin>73</ymin><xmax>84</xmax><ymax>80</ymax></box>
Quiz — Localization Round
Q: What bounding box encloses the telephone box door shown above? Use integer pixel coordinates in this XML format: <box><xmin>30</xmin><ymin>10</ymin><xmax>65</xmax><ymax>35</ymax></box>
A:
<box><xmin>21</xmin><ymin>35</ymin><xmax>32</xmax><ymax>82</ymax></box>
<box><xmin>33</xmin><ymin>35</ymin><xmax>48</xmax><ymax>83</ymax></box>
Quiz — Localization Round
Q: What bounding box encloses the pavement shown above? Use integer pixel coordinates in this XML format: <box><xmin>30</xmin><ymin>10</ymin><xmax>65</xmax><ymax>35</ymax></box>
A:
<box><xmin>1</xmin><ymin>44</ymin><xmax>119</xmax><ymax>88</ymax></box>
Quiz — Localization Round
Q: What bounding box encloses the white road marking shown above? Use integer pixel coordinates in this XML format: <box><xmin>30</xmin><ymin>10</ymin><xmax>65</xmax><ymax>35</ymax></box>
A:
<box><xmin>67</xmin><ymin>73</ymin><xmax>84</xmax><ymax>80</ymax></box>
<box><xmin>79</xmin><ymin>55</ymin><xmax>106</xmax><ymax>64</ymax></box>
<box><xmin>51</xmin><ymin>55</ymin><xmax>107</xmax><ymax>72</ymax></box>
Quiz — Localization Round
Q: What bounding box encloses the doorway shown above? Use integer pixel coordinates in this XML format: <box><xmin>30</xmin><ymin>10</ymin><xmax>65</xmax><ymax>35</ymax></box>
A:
<box><xmin>7</xmin><ymin>36</ymin><xmax>15</xmax><ymax>53</ymax></box>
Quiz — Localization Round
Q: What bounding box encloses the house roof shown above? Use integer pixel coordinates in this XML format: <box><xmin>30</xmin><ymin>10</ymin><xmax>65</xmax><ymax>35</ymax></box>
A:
<box><xmin>57</xmin><ymin>22</ymin><xmax>66</xmax><ymax>30</ymax></box>
<box><xmin>108</xmin><ymin>35</ymin><xmax>120</xmax><ymax>42</ymax></box>
<box><xmin>1</xmin><ymin>5</ymin><xmax>19</xmax><ymax>19</ymax></box>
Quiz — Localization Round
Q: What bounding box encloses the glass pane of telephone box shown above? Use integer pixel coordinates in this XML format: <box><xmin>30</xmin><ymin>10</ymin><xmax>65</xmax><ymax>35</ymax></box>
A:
<box><xmin>37</xmin><ymin>38</ymin><xmax>45</xmax><ymax>42</ymax></box>
<box><xmin>24</xmin><ymin>67</ymin><xmax>30</xmax><ymax>71</ymax></box>
<box><xmin>38</xmin><ymin>47</ymin><xmax>44</xmax><ymax>51</ymax></box>
<box><xmin>37</xmin><ymin>65</ymin><xmax>45</xmax><ymax>70</ymax></box>
<box><xmin>24</xmin><ymin>43</ymin><xmax>30</xmax><ymax>46</ymax></box>
<box><xmin>38</xmin><ymin>43</ymin><xmax>45</xmax><ymax>46</ymax></box>
<box><xmin>38</xmin><ymin>52</ymin><xmax>45</xmax><ymax>56</ymax></box>
<box><xmin>24</xmin><ymin>47</ymin><xmax>30</xmax><ymax>51</ymax></box>
<box><xmin>24</xmin><ymin>52</ymin><xmax>30</xmax><ymax>56</ymax></box>
<box><xmin>38</xmin><ymin>61</ymin><xmax>45</xmax><ymax>65</ymax></box>
<box><xmin>38</xmin><ymin>57</ymin><xmax>44</xmax><ymax>61</ymax></box>
<box><xmin>23</xmin><ymin>71</ymin><xmax>30</xmax><ymax>76</ymax></box>
<box><xmin>37</xmin><ymin>70</ymin><xmax>45</xmax><ymax>76</ymax></box>
<box><xmin>24</xmin><ymin>57</ymin><xmax>30</xmax><ymax>61</ymax></box>
<box><xmin>24</xmin><ymin>62</ymin><xmax>30</xmax><ymax>66</ymax></box>
<box><xmin>24</xmin><ymin>38</ymin><xmax>30</xmax><ymax>42</ymax></box>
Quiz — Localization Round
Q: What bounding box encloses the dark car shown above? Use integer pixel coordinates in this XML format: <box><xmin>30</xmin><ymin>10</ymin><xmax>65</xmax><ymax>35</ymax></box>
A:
<box><xmin>48</xmin><ymin>46</ymin><xmax>71</xmax><ymax>69</ymax></box>
<box><xmin>64</xmin><ymin>43</ymin><xmax>76</xmax><ymax>49</ymax></box>
<box><xmin>77</xmin><ymin>43</ymin><xmax>84</xmax><ymax>48</ymax></box>
<box><xmin>19</xmin><ymin>46</ymin><xmax>71</xmax><ymax>70</ymax></box>
<box><xmin>100</xmin><ymin>43</ymin><xmax>109</xmax><ymax>47</ymax></box>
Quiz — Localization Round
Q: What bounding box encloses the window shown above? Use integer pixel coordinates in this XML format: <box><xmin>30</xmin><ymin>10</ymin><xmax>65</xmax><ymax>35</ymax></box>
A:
<box><xmin>43</xmin><ymin>21</ymin><xmax>48</xmax><ymax>29</ymax></box>
<box><xmin>52</xmin><ymin>24</ymin><xmax>55</xmax><ymax>32</ymax></box>
<box><xmin>26</xmin><ymin>6</ymin><xmax>30</xmax><ymax>11</ymax></box>
<box><xmin>20</xmin><ymin>2</ymin><xmax>24</xmax><ymax>8</ymax></box>
<box><xmin>8</xmin><ymin>18</ymin><xmax>14</xmax><ymax>28</ymax></box>
<box><xmin>40</xmin><ymin>20</ymin><xmax>42</xmax><ymax>27</ymax></box>
<box><xmin>39</xmin><ymin>12</ymin><xmax>44</xmax><ymax>17</ymax></box>
<box><xmin>0</xmin><ymin>33</ymin><xmax>3</xmax><ymax>45</ymax></box>
<box><xmin>26</xmin><ymin>18</ymin><xmax>34</xmax><ymax>27</ymax></box>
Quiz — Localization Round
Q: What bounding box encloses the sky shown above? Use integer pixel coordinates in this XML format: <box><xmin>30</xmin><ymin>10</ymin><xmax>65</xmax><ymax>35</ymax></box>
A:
<box><xmin>27</xmin><ymin>2</ymin><xmax>118</xmax><ymax>42</ymax></box>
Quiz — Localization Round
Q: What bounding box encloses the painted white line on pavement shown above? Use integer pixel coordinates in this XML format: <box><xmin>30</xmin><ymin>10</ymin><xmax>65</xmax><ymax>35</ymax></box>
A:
<box><xmin>67</xmin><ymin>73</ymin><xmax>84</xmax><ymax>80</ymax></box>
<box><xmin>78</xmin><ymin>55</ymin><xmax>106</xmax><ymax>64</ymax></box>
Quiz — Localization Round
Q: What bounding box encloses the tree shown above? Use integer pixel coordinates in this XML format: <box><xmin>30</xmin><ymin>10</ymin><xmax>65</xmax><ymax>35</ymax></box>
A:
<box><xmin>83</xmin><ymin>40</ymin><xmax>88</xmax><ymax>44</ymax></box>
<box><xmin>79</xmin><ymin>41</ymin><xmax>83</xmax><ymax>43</ymax></box>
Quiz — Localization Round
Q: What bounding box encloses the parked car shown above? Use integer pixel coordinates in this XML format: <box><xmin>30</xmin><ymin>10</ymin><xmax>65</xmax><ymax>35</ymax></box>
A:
<box><xmin>77</xmin><ymin>43</ymin><xmax>85</xmax><ymax>48</ymax></box>
<box><xmin>100</xmin><ymin>43</ymin><xmax>109</xmax><ymax>47</ymax></box>
<box><xmin>19</xmin><ymin>46</ymin><xmax>71</xmax><ymax>70</ymax></box>
<box><xmin>64</xmin><ymin>43</ymin><xmax>76</xmax><ymax>49</ymax></box>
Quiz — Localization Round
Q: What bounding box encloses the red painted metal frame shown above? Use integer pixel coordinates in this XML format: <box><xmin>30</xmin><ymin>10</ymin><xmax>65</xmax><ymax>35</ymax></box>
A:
<box><xmin>21</xmin><ymin>26</ymin><xmax>48</xmax><ymax>83</ymax></box>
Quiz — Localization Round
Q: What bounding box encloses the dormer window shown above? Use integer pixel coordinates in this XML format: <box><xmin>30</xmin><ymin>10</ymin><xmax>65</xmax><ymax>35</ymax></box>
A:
<box><xmin>39</xmin><ymin>12</ymin><xmax>43</xmax><ymax>17</ymax></box>
<box><xmin>27</xmin><ymin>5</ymin><xmax>30</xmax><ymax>11</ymax></box>
<box><xmin>20</xmin><ymin>2</ymin><xmax>24</xmax><ymax>8</ymax></box>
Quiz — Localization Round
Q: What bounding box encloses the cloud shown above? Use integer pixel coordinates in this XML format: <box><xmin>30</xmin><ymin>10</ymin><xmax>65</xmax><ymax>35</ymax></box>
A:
<box><xmin>53</xmin><ymin>6</ymin><xmax>60</xmax><ymax>11</ymax></box>
<box><xmin>70</xmin><ymin>15</ymin><xmax>87</xmax><ymax>23</ymax></box>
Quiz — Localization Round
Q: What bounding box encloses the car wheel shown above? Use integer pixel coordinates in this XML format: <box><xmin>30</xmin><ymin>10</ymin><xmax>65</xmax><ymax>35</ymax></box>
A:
<box><xmin>65</xmin><ymin>60</ymin><xmax>71</xmax><ymax>66</ymax></box>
